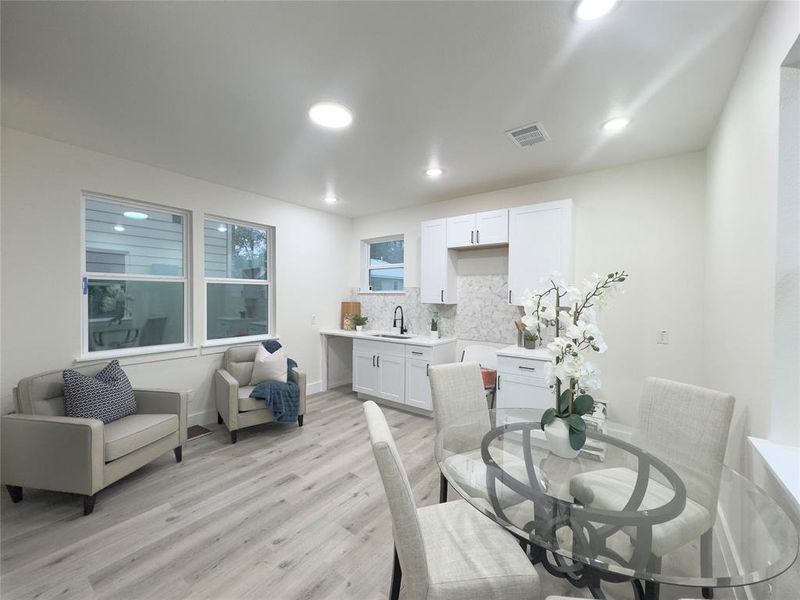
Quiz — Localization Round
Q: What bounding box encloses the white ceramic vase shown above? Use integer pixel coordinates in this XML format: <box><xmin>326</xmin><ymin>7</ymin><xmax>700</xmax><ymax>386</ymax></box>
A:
<box><xmin>356</xmin><ymin>325</ymin><xmax>363</xmax><ymax>332</ymax></box>
<box><xmin>544</xmin><ymin>418</ymin><xmax>580</xmax><ymax>459</ymax></box>
<box><xmin>429</xmin><ymin>330</ymin><xmax>439</xmax><ymax>339</ymax></box>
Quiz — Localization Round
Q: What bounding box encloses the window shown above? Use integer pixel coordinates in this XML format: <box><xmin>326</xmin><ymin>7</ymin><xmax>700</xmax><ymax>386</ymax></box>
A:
<box><xmin>363</xmin><ymin>236</ymin><xmax>404</xmax><ymax>291</ymax></box>
<box><xmin>83</xmin><ymin>195</ymin><xmax>189</xmax><ymax>355</ymax></box>
<box><xmin>204</xmin><ymin>217</ymin><xmax>273</xmax><ymax>342</ymax></box>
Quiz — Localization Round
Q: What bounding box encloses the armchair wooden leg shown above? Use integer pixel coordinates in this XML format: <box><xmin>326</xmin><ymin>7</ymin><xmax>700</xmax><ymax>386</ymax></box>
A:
<box><xmin>701</xmin><ymin>528</ymin><xmax>714</xmax><ymax>598</ymax></box>
<box><xmin>389</xmin><ymin>546</ymin><xmax>402</xmax><ymax>600</ymax></box>
<box><xmin>83</xmin><ymin>493</ymin><xmax>97</xmax><ymax>516</ymax></box>
<box><xmin>230</xmin><ymin>430</ymin><xmax>238</xmax><ymax>444</ymax></box>
<box><xmin>217</xmin><ymin>412</ymin><xmax>223</xmax><ymax>425</ymax></box>
<box><xmin>297</xmin><ymin>415</ymin><xmax>304</xmax><ymax>427</ymax></box>
<box><xmin>6</xmin><ymin>485</ymin><xmax>22</xmax><ymax>503</ymax></box>
<box><xmin>174</xmin><ymin>446</ymin><xmax>183</xmax><ymax>463</ymax></box>
<box><xmin>439</xmin><ymin>472</ymin><xmax>448</xmax><ymax>503</ymax></box>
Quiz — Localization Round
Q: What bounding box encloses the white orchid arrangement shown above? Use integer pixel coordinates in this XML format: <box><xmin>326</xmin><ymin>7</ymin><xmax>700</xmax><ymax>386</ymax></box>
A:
<box><xmin>521</xmin><ymin>270</ymin><xmax>628</xmax><ymax>450</ymax></box>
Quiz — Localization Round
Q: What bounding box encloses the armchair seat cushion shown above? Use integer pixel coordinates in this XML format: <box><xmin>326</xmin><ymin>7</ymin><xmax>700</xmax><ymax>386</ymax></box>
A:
<box><xmin>104</xmin><ymin>413</ymin><xmax>178</xmax><ymax>462</ymax></box>
<box><xmin>237</xmin><ymin>386</ymin><xmax>266</xmax><ymax>412</ymax></box>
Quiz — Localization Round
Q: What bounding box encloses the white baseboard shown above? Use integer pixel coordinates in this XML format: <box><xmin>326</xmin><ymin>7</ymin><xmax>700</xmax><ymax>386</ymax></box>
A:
<box><xmin>188</xmin><ymin>409</ymin><xmax>217</xmax><ymax>428</ymax></box>
<box><xmin>307</xmin><ymin>380</ymin><xmax>323</xmax><ymax>395</ymax></box>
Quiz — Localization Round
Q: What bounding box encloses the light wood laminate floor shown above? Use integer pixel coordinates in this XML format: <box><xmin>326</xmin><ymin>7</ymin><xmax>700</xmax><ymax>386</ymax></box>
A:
<box><xmin>1</xmin><ymin>388</ymin><xmax>731</xmax><ymax>599</ymax></box>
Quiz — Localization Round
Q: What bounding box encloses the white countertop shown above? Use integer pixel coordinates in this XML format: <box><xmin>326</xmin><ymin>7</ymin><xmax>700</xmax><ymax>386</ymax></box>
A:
<box><xmin>496</xmin><ymin>344</ymin><xmax>551</xmax><ymax>360</ymax></box>
<box><xmin>320</xmin><ymin>328</ymin><xmax>456</xmax><ymax>347</ymax></box>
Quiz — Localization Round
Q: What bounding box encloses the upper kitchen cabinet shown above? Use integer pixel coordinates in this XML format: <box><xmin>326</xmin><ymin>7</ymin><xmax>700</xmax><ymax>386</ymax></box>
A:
<box><xmin>507</xmin><ymin>199</ymin><xmax>572</xmax><ymax>306</ymax></box>
<box><xmin>420</xmin><ymin>218</ymin><xmax>457</xmax><ymax>304</ymax></box>
<box><xmin>446</xmin><ymin>209</ymin><xmax>508</xmax><ymax>248</ymax></box>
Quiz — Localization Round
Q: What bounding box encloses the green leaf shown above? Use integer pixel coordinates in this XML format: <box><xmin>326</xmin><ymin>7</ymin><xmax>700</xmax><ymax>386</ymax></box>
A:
<box><xmin>558</xmin><ymin>390</ymin><xmax>571</xmax><ymax>414</ymax></box>
<box><xmin>569</xmin><ymin>428</ymin><xmax>587</xmax><ymax>451</ymax></box>
<box><xmin>540</xmin><ymin>408</ymin><xmax>556</xmax><ymax>429</ymax></box>
<box><xmin>572</xmin><ymin>394</ymin><xmax>594</xmax><ymax>416</ymax></box>
<box><xmin>566</xmin><ymin>414</ymin><xmax>586</xmax><ymax>432</ymax></box>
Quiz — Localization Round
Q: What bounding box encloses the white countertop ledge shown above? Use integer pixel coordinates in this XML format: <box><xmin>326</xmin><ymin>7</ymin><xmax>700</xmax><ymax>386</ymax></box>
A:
<box><xmin>496</xmin><ymin>344</ymin><xmax>551</xmax><ymax>360</ymax></box>
<box><xmin>748</xmin><ymin>437</ymin><xmax>800</xmax><ymax>508</ymax></box>
<box><xmin>319</xmin><ymin>329</ymin><xmax>456</xmax><ymax>347</ymax></box>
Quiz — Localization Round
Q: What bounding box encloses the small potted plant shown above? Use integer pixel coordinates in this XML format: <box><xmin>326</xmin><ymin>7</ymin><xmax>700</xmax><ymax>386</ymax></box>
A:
<box><xmin>429</xmin><ymin>317</ymin><xmax>439</xmax><ymax>339</ymax></box>
<box><xmin>353</xmin><ymin>315</ymin><xmax>368</xmax><ymax>333</ymax></box>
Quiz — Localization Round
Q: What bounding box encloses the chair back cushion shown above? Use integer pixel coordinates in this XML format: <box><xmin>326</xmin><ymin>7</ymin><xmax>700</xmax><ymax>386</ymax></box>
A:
<box><xmin>223</xmin><ymin>345</ymin><xmax>260</xmax><ymax>386</ymax></box>
<box><xmin>363</xmin><ymin>401</ymin><xmax>429</xmax><ymax>598</ymax></box>
<box><xmin>63</xmin><ymin>360</ymin><xmax>137</xmax><ymax>424</ymax></box>
<box><xmin>638</xmin><ymin>377</ymin><xmax>734</xmax><ymax>515</ymax></box>
<box><xmin>429</xmin><ymin>362</ymin><xmax>492</xmax><ymax>453</ymax></box>
<box><xmin>16</xmin><ymin>362</ymin><xmax>113</xmax><ymax>416</ymax></box>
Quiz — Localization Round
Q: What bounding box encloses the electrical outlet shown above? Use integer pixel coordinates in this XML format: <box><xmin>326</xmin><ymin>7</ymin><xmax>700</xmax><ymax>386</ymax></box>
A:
<box><xmin>657</xmin><ymin>330</ymin><xmax>669</xmax><ymax>345</ymax></box>
<box><xmin>311</xmin><ymin>314</ymin><xmax>317</xmax><ymax>325</ymax></box>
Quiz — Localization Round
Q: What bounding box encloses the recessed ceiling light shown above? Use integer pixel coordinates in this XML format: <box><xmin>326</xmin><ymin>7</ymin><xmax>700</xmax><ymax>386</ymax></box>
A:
<box><xmin>425</xmin><ymin>167</ymin><xmax>444</xmax><ymax>178</ymax></box>
<box><xmin>309</xmin><ymin>102</ymin><xmax>353</xmax><ymax>129</ymax></box>
<box><xmin>113</xmin><ymin>224</ymin><xmax>125</xmax><ymax>232</ymax></box>
<box><xmin>575</xmin><ymin>0</ymin><xmax>619</xmax><ymax>21</ymax></box>
<box><xmin>217</xmin><ymin>224</ymin><xmax>228</xmax><ymax>233</ymax></box>
<box><xmin>123</xmin><ymin>211</ymin><xmax>148</xmax><ymax>220</ymax></box>
<box><xmin>324</xmin><ymin>195</ymin><xmax>338</xmax><ymax>204</ymax></box>
<box><xmin>602</xmin><ymin>117</ymin><xmax>630</xmax><ymax>132</ymax></box>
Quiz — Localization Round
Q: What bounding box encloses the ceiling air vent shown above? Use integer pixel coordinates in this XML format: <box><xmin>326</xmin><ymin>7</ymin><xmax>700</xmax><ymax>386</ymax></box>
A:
<box><xmin>506</xmin><ymin>121</ymin><xmax>550</xmax><ymax>148</ymax></box>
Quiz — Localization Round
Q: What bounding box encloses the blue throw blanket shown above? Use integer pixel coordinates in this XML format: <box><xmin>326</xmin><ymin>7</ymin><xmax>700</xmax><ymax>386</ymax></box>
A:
<box><xmin>249</xmin><ymin>342</ymin><xmax>300</xmax><ymax>423</ymax></box>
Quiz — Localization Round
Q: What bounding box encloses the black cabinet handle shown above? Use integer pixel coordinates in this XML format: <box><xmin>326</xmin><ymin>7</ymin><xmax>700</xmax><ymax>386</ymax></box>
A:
<box><xmin>372</xmin><ymin>355</ymin><xmax>375</xmax><ymax>367</ymax></box>
<box><xmin>440</xmin><ymin>290</ymin><xmax>444</xmax><ymax>302</ymax></box>
<box><xmin>508</xmin><ymin>290</ymin><xmax>512</xmax><ymax>303</ymax></box>
<box><xmin>470</xmin><ymin>230</ymin><xmax>474</xmax><ymax>244</ymax></box>
<box><xmin>412</xmin><ymin>351</ymin><xmax>423</xmax><ymax>355</ymax></box>
<box><xmin>518</xmin><ymin>366</ymin><xmax>537</xmax><ymax>372</ymax></box>
<box><xmin>497</xmin><ymin>374</ymin><xmax>501</xmax><ymax>389</ymax></box>
<box><xmin>377</xmin><ymin>356</ymin><xmax>380</xmax><ymax>368</ymax></box>
<box><xmin>426</xmin><ymin>364</ymin><xmax>430</xmax><ymax>376</ymax></box>
<box><xmin>476</xmin><ymin>230</ymin><xmax>480</xmax><ymax>244</ymax></box>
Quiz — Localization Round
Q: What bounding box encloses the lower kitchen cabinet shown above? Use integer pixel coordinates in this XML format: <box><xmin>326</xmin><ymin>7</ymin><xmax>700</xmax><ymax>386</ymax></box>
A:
<box><xmin>353</xmin><ymin>350</ymin><xmax>379</xmax><ymax>396</ymax></box>
<box><xmin>405</xmin><ymin>358</ymin><xmax>433</xmax><ymax>411</ymax></box>
<box><xmin>495</xmin><ymin>351</ymin><xmax>552</xmax><ymax>410</ymax></box>
<box><xmin>377</xmin><ymin>353</ymin><xmax>405</xmax><ymax>403</ymax></box>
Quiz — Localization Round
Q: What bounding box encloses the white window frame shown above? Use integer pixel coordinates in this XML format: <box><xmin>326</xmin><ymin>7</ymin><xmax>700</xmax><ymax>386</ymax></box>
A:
<box><xmin>202</xmin><ymin>215</ymin><xmax>276</xmax><ymax>346</ymax></box>
<box><xmin>360</xmin><ymin>235</ymin><xmax>405</xmax><ymax>293</ymax></box>
<box><xmin>80</xmin><ymin>192</ymin><xmax>193</xmax><ymax>360</ymax></box>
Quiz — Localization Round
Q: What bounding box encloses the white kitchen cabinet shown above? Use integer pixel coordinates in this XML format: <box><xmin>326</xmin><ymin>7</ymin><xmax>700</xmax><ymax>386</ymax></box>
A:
<box><xmin>405</xmin><ymin>358</ymin><xmax>433</xmax><ymax>411</ymax></box>
<box><xmin>377</xmin><ymin>353</ymin><xmax>405</xmax><ymax>403</ymax></box>
<box><xmin>495</xmin><ymin>372</ymin><xmax>552</xmax><ymax>410</ymax></box>
<box><xmin>421</xmin><ymin>218</ymin><xmax>457</xmax><ymax>304</ymax></box>
<box><xmin>446</xmin><ymin>209</ymin><xmax>508</xmax><ymax>248</ymax></box>
<box><xmin>507</xmin><ymin>199</ymin><xmax>572</xmax><ymax>305</ymax></box>
<box><xmin>353</xmin><ymin>350</ymin><xmax>379</xmax><ymax>396</ymax></box>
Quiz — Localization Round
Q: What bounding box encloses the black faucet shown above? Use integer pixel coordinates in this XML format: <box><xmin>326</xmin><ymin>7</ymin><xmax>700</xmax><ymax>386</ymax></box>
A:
<box><xmin>393</xmin><ymin>306</ymin><xmax>408</xmax><ymax>334</ymax></box>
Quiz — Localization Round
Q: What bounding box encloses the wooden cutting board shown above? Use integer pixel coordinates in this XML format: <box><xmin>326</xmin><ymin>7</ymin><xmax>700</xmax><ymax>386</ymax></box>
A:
<box><xmin>341</xmin><ymin>301</ymin><xmax>361</xmax><ymax>330</ymax></box>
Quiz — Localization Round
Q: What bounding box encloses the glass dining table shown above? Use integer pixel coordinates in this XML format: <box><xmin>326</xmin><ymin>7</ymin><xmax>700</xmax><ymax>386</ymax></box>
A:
<box><xmin>434</xmin><ymin>408</ymin><xmax>799</xmax><ymax>600</ymax></box>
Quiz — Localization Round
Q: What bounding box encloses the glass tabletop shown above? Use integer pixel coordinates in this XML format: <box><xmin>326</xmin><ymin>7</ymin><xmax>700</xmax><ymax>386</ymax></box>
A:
<box><xmin>434</xmin><ymin>407</ymin><xmax>799</xmax><ymax>589</ymax></box>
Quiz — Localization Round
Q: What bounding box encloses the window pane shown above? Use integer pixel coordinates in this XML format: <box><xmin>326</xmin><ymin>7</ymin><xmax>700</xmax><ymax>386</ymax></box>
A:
<box><xmin>369</xmin><ymin>267</ymin><xmax>404</xmax><ymax>291</ymax></box>
<box><xmin>204</xmin><ymin>219</ymin><xmax>268</xmax><ymax>280</ymax></box>
<box><xmin>87</xmin><ymin>280</ymin><xmax>184</xmax><ymax>351</ymax></box>
<box><xmin>369</xmin><ymin>239</ymin><xmax>403</xmax><ymax>266</ymax></box>
<box><xmin>207</xmin><ymin>283</ymin><xmax>268</xmax><ymax>340</ymax></box>
<box><xmin>85</xmin><ymin>198</ymin><xmax>184</xmax><ymax>276</ymax></box>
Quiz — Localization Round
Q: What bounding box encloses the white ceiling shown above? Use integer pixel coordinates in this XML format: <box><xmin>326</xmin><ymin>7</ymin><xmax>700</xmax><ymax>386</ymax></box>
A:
<box><xmin>1</xmin><ymin>1</ymin><xmax>764</xmax><ymax>217</ymax></box>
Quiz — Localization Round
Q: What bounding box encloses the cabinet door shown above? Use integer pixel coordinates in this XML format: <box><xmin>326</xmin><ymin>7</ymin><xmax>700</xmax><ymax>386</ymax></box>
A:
<box><xmin>421</xmin><ymin>219</ymin><xmax>456</xmax><ymax>304</ymax></box>
<box><xmin>377</xmin><ymin>353</ymin><xmax>405</xmax><ymax>403</ymax></box>
<box><xmin>405</xmin><ymin>358</ymin><xmax>432</xmax><ymax>411</ymax></box>
<box><xmin>353</xmin><ymin>350</ymin><xmax>379</xmax><ymax>396</ymax></box>
<box><xmin>507</xmin><ymin>200</ymin><xmax>572</xmax><ymax>305</ymax></box>
<box><xmin>495</xmin><ymin>372</ymin><xmax>553</xmax><ymax>410</ymax></box>
<box><xmin>446</xmin><ymin>214</ymin><xmax>476</xmax><ymax>248</ymax></box>
<box><xmin>475</xmin><ymin>209</ymin><xmax>508</xmax><ymax>245</ymax></box>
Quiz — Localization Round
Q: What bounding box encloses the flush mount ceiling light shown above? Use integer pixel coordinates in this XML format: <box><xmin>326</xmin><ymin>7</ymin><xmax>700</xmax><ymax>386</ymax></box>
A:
<box><xmin>123</xmin><ymin>211</ymin><xmax>148</xmax><ymax>220</ymax></box>
<box><xmin>425</xmin><ymin>167</ymin><xmax>444</xmax><ymax>178</ymax></box>
<box><xmin>575</xmin><ymin>0</ymin><xmax>619</xmax><ymax>21</ymax></box>
<box><xmin>602</xmin><ymin>116</ymin><xmax>630</xmax><ymax>132</ymax></box>
<box><xmin>217</xmin><ymin>224</ymin><xmax>228</xmax><ymax>233</ymax></box>
<box><xmin>308</xmin><ymin>102</ymin><xmax>353</xmax><ymax>129</ymax></box>
<box><xmin>324</xmin><ymin>195</ymin><xmax>338</xmax><ymax>204</ymax></box>
<box><xmin>113</xmin><ymin>224</ymin><xmax>125</xmax><ymax>232</ymax></box>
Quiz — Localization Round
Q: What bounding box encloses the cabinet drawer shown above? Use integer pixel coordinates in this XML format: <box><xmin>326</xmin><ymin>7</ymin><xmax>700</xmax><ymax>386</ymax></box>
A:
<box><xmin>353</xmin><ymin>338</ymin><xmax>405</xmax><ymax>358</ymax></box>
<box><xmin>405</xmin><ymin>345</ymin><xmax>432</xmax><ymax>360</ymax></box>
<box><xmin>497</xmin><ymin>356</ymin><xmax>547</xmax><ymax>381</ymax></box>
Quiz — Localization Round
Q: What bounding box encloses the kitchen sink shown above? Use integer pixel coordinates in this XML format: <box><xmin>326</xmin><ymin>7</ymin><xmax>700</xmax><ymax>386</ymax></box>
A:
<box><xmin>373</xmin><ymin>333</ymin><xmax>415</xmax><ymax>339</ymax></box>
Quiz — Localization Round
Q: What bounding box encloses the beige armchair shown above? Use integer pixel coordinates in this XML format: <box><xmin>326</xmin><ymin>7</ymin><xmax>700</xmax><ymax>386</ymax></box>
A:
<box><xmin>1</xmin><ymin>364</ymin><xmax>188</xmax><ymax>516</ymax></box>
<box><xmin>215</xmin><ymin>345</ymin><xmax>306</xmax><ymax>444</ymax></box>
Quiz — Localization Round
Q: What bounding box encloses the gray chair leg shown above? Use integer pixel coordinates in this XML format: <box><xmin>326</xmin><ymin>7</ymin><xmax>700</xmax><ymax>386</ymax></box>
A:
<box><xmin>644</xmin><ymin>555</ymin><xmax>661</xmax><ymax>600</ymax></box>
<box><xmin>230</xmin><ymin>430</ymin><xmax>238</xmax><ymax>444</ymax></box>
<box><xmin>701</xmin><ymin>528</ymin><xmax>714</xmax><ymax>598</ymax></box>
<box><xmin>439</xmin><ymin>472</ymin><xmax>447</xmax><ymax>503</ymax></box>
<box><xmin>173</xmin><ymin>446</ymin><xmax>182</xmax><ymax>462</ymax></box>
<box><xmin>389</xmin><ymin>546</ymin><xmax>401</xmax><ymax>600</ymax></box>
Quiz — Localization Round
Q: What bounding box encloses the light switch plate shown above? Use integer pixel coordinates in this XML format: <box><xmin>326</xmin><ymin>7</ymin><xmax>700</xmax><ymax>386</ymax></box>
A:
<box><xmin>657</xmin><ymin>330</ymin><xmax>669</xmax><ymax>344</ymax></box>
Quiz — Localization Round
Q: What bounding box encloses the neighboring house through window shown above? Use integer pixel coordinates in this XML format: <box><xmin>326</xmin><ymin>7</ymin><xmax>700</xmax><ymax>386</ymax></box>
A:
<box><xmin>362</xmin><ymin>236</ymin><xmax>405</xmax><ymax>291</ymax></box>
<box><xmin>204</xmin><ymin>217</ymin><xmax>274</xmax><ymax>342</ymax></box>
<box><xmin>83</xmin><ymin>194</ymin><xmax>189</xmax><ymax>355</ymax></box>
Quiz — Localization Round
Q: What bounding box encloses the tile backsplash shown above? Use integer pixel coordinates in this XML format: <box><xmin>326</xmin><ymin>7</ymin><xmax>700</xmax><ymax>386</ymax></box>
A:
<box><xmin>351</xmin><ymin>274</ymin><xmax>523</xmax><ymax>344</ymax></box>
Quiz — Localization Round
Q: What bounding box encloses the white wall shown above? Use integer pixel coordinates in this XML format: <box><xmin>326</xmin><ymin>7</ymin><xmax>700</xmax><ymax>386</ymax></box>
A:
<box><xmin>705</xmin><ymin>0</ymin><xmax>800</xmax><ymax>461</ymax></box>
<box><xmin>351</xmin><ymin>152</ymin><xmax>708</xmax><ymax>427</ymax></box>
<box><xmin>0</xmin><ymin>128</ymin><xmax>352</xmax><ymax>422</ymax></box>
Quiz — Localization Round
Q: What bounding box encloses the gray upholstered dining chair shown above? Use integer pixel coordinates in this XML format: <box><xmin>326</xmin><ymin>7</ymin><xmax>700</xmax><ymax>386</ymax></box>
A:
<box><xmin>429</xmin><ymin>362</ymin><xmax>535</xmax><ymax>505</ymax></box>
<box><xmin>364</xmin><ymin>400</ymin><xmax>540</xmax><ymax>600</ymax></box>
<box><xmin>569</xmin><ymin>377</ymin><xmax>734</xmax><ymax>599</ymax></box>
